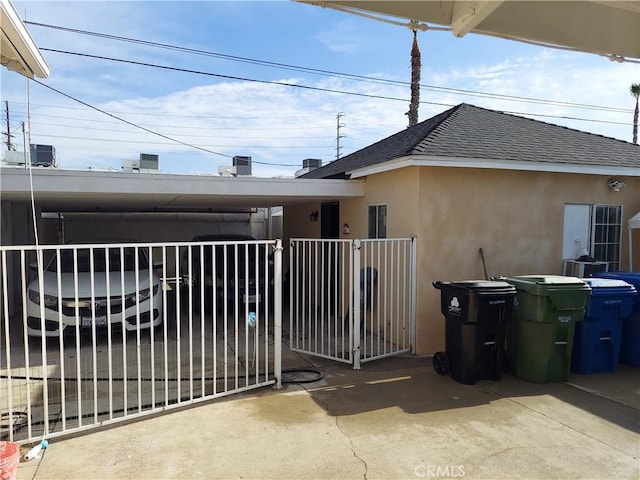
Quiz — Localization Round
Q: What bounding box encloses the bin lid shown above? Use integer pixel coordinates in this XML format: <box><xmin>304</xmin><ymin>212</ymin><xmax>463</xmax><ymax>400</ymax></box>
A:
<box><xmin>506</xmin><ymin>275</ymin><xmax>586</xmax><ymax>285</ymax></box>
<box><xmin>592</xmin><ymin>272</ymin><xmax>640</xmax><ymax>288</ymax></box>
<box><xmin>502</xmin><ymin>275</ymin><xmax>590</xmax><ymax>296</ymax></box>
<box><xmin>433</xmin><ymin>280</ymin><xmax>516</xmax><ymax>293</ymax></box>
<box><xmin>582</xmin><ymin>278</ymin><xmax>637</xmax><ymax>295</ymax></box>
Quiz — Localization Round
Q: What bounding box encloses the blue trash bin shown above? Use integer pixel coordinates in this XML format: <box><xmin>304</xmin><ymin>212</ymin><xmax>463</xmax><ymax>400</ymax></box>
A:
<box><xmin>592</xmin><ymin>272</ymin><xmax>640</xmax><ymax>366</ymax></box>
<box><xmin>571</xmin><ymin>278</ymin><xmax>636</xmax><ymax>374</ymax></box>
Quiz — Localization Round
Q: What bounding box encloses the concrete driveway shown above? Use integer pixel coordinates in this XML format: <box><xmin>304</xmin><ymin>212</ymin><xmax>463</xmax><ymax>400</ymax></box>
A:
<box><xmin>14</xmin><ymin>350</ymin><xmax>639</xmax><ymax>480</ymax></box>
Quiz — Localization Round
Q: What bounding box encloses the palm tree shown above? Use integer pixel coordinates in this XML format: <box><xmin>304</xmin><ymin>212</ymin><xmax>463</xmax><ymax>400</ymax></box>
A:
<box><xmin>407</xmin><ymin>29</ymin><xmax>421</xmax><ymax>128</ymax></box>
<box><xmin>631</xmin><ymin>83</ymin><xmax>640</xmax><ymax>144</ymax></box>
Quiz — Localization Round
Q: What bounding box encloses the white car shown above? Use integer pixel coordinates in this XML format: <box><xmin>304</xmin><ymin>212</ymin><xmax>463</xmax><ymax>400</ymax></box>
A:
<box><xmin>26</xmin><ymin>244</ymin><xmax>163</xmax><ymax>337</ymax></box>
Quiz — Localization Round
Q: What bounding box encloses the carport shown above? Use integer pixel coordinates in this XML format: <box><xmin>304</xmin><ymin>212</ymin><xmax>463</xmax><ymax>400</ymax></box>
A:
<box><xmin>2</xmin><ymin>166</ymin><xmax>414</xmax><ymax>445</ymax></box>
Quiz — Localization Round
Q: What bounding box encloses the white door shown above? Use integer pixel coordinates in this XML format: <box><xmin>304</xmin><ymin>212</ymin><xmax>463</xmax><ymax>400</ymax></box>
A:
<box><xmin>562</xmin><ymin>204</ymin><xmax>591</xmax><ymax>259</ymax></box>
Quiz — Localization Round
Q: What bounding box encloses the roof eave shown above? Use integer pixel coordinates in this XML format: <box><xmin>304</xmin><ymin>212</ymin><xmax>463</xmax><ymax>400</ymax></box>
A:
<box><xmin>348</xmin><ymin>155</ymin><xmax>640</xmax><ymax>178</ymax></box>
<box><xmin>1</xmin><ymin>0</ymin><xmax>50</xmax><ymax>78</ymax></box>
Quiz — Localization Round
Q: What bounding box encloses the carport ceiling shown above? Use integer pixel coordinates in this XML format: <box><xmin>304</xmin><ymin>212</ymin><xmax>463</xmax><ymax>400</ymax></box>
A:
<box><xmin>0</xmin><ymin>168</ymin><xmax>365</xmax><ymax>213</ymax></box>
<box><xmin>303</xmin><ymin>1</ymin><xmax>640</xmax><ymax>62</ymax></box>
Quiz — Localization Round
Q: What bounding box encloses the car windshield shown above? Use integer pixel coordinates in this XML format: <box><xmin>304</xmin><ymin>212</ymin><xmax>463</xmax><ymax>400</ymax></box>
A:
<box><xmin>47</xmin><ymin>247</ymin><xmax>149</xmax><ymax>273</ymax></box>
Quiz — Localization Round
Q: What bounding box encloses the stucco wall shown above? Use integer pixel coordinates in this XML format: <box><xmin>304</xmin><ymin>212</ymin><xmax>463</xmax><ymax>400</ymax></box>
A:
<box><xmin>414</xmin><ymin>168</ymin><xmax>639</xmax><ymax>354</ymax></box>
<box><xmin>285</xmin><ymin>167</ymin><xmax>639</xmax><ymax>356</ymax></box>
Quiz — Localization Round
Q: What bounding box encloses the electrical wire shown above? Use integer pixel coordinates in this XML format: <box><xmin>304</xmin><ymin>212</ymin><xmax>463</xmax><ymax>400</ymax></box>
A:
<box><xmin>30</xmin><ymin>78</ymin><xmax>232</xmax><ymax>160</ymax></box>
<box><xmin>26</xmin><ymin>20</ymin><xmax>633</xmax><ymax>114</ymax></box>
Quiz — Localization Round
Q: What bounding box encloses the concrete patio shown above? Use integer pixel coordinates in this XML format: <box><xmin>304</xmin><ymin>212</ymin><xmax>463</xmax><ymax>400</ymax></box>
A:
<box><xmin>13</xmin><ymin>350</ymin><xmax>640</xmax><ymax>480</ymax></box>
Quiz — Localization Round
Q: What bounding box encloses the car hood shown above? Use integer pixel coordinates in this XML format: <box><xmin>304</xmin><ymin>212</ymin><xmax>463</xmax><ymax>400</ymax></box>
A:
<box><xmin>29</xmin><ymin>270</ymin><xmax>157</xmax><ymax>298</ymax></box>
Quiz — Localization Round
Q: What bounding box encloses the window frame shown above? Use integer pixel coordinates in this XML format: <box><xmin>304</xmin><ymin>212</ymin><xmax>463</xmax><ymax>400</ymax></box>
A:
<box><xmin>368</xmin><ymin>204</ymin><xmax>387</xmax><ymax>239</ymax></box>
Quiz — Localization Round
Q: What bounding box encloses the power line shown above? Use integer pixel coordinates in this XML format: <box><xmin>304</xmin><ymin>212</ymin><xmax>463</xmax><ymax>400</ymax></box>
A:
<box><xmin>38</xmin><ymin>48</ymin><xmax>634</xmax><ymax>129</ymax></box>
<box><xmin>31</xmin><ymin>79</ymin><xmax>232</xmax><ymax>159</ymax></box>
<box><xmin>27</xmin><ymin>20</ymin><xmax>633</xmax><ymax>114</ymax></box>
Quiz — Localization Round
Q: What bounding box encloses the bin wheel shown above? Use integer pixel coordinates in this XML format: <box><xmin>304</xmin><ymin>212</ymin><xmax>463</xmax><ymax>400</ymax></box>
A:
<box><xmin>433</xmin><ymin>351</ymin><xmax>450</xmax><ymax>376</ymax></box>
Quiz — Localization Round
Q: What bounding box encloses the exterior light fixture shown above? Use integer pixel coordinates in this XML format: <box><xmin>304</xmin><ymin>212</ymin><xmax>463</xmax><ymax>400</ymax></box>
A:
<box><xmin>607</xmin><ymin>178</ymin><xmax>627</xmax><ymax>192</ymax></box>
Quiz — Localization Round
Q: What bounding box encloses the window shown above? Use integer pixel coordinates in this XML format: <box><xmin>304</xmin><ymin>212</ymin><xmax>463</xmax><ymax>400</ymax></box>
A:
<box><xmin>563</xmin><ymin>204</ymin><xmax>622</xmax><ymax>271</ymax></box>
<box><xmin>592</xmin><ymin>205</ymin><xmax>622</xmax><ymax>271</ymax></box>
<box><xmin>368</xmin><ymin>204</ymin><xmax>387</xmax><ymax>239</ymax></box>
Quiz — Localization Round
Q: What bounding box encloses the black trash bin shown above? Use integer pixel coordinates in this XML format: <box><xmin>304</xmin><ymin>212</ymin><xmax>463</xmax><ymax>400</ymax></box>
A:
<box><xmin>432</xmin><ymin>280</ymin><xmax>517</xmax><ymax>385</ymax></box>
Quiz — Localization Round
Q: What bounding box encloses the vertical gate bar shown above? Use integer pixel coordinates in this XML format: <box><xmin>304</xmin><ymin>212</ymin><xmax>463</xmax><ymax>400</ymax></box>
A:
<box><xmin>52</xmin><ymin>246</ymin><xmax>66</xmax><ymax>430</ymax></box>
<box><xmin>273</xmin><ymin>239</ymin><xmax>282</xmax><ymax>388</ymax></box>
<box><xmin>289</xmin><ymin>240</ymin><xmax>294</xmax><ymax>352</ymax></box>
<box><xmin>302</xmin><ymin>240</ymin><xmax>306</xmax><ymax>351</ymax></box>
<box><xmin>162</xmin><ymin>245</ymin><xmax>172</xmax><ymax>407</ymax></box>
<box><xmin>339</xmin><ymin>243</ymin><xmax>345</xmax><ymax>358</ymax></box>
<box><xmin>319</xmin><ymin>240</ymin><xmax>325</xmax><ymax>355</ymax></box>
<box><xmin>120</xmin><ymin>247</ymin><xmax>127</xmax><ymax>419</ymax></box>
<box><xmin>223</xmin><ymin>244</ymin><xmax>228</xmax><ymax>392</ymax></box>
<box><xmin>105</xmin><ymin>246</ymin><xmax>113</xmax><ymax>421</ymax></box>
<box><xmin>210</xmin><ymin>242</ymin><xmax>218</xmax><ymax>397</ymax></box>
<box><xmin>352</xmin><ymin>240</ymin><xmax>361</xmax><ymax>369</ymax></box>
<box><xmin>403</xmin><ymin>240</ymin><xmax>408</xmax><ymax>349</ymax></box>
<box><xmin>244</xmin><ymin>243</ymin><xmax>250</xmax><ymax>386</ymax></box>
<box><xmin>384</xmin><ymin>240</ymin><xmax>389</xmax><ymax>354</ymax></box>
<box><xmin>19</xmin><ymin>250</ymin><xmax>32</xmax><ymax>440</ymax></box>
<box><xmin>305</xmin><ymin>240</ymin><xmax>309</xmax><ymax>352</ymax></box>
<box><xmin>389</xmin><ymin>240</ymin><xmax>396</xmax><ymax>352</ymax></box>
<box><xmin>176</xmin><ymin>245</ymin><xmax>182</xmax><ymax>405</ymax></box>
<box><xmin>187</xmin><ymin>245</ymin><xmax>193</xmax><ymax>401</ymax></box>
<box><xmin>340</xmin><ymin>242</ymin><xmax>351</xmax><ymax>360</ymax></box>
<box><xmin>73</xmin><ymin>247</ymin><xmax>82</xmax><ymax>426</ymax></box>
<box><xmin>89</xmin><ymin>246</ymin><xmax>98</xmax><ymax>424</ymax></box>
<box><xmin>1</xmin><ymin>251</ymin><xmax>13</xmax><ymax>441</ymax></box>
<box><xmin>197</xmin><ymin>243</ymin><xmax>204</xmax><ymax>397</ymax></box>
<box><xmin>312</xmin><ymin>241</ymin><xmax>318</xmax><ymax>353</ymax></box>
<box><xmin>410</xmin><ymin>237</ymin><xmax>417</xmax><ymax>353</ymax></box>
<box><xmin>234</xmin><ymin>243</ymin><xmax>239</xmax><ymax>391</ymax></box>
<box><xmin>35</xmin><ymin>246</ymin><xmax>51</xmax><ymax>434</ymax></box>
<box><xmin>200</xmin><ymin>247</ymin><xmax>205</xmax><ymax>399</ymax></box>
<box><xmin>149</xmin><ymin>246</ymin><xmax>156</xmax><ymax>408</ymax></box>
<box><xmin>332</xmin><ymin>240</ymin><xmax>338</xmax><ymax>357</ymax></box>
<box><xmin>135</xmin><ymin>247</ymin><xmax>142</xmax><ymax>413</ymax></box>
<box><xmin>396</xmin><ymin>240</ymin><xmax>400</xmax><ymax>351</ymax></box>
<box><xmin>376</xmin><ymin>241</ymin><xmax>382</xmax><ymax>356</ymax></box>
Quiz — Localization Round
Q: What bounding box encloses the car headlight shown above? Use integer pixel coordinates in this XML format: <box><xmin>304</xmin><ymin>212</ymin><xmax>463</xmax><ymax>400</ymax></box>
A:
<box><xmin>28</xmin><ymin>289</ymin><xmax>58</xmax><ymax>309</ymax></box>
<box><xmin>125</xmin><ymin>285</ymin><xmax>159</xmax><ymax>306</ymax></box>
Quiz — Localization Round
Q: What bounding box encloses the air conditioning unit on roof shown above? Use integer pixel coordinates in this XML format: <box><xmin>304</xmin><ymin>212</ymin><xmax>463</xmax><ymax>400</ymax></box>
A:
<box><xmin>218</xmin><ymin>165</ymin><xmax>237</xmax><ymax>176</ymax></box>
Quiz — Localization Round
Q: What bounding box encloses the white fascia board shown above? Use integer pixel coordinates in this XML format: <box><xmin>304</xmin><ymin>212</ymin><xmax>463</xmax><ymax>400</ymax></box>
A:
<box><xmin>348</xmin><ymin>155</ymin><xmax>640</xmax><ymax>178</ymax></box>
<box><xmin>0</xmin><ymin>168</ymin><xmax>365</xmax><ymax>199</ymax></box>
<box><xmin>0</xmin><ymin>0</ymin><xmax>50</xmax><ymax>78</ymax></box>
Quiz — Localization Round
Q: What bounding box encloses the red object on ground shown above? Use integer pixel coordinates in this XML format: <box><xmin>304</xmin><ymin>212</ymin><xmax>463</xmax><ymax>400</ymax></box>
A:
<box><xmin>0</xmin><ymin>442</ymin><xmax>20</xmax><ymax>480</ymax></box>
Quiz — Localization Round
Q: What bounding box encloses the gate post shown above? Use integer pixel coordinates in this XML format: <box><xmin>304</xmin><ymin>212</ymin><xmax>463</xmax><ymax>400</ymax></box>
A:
<box><xmin>273</xmin><ymin>239</ymin><xmax>283</xmax><ymax>388</ymax></box>
<box><xmin>352</xmin><ymin>239</ymin><xmax>362</xmax><ymax>369</ymax></box>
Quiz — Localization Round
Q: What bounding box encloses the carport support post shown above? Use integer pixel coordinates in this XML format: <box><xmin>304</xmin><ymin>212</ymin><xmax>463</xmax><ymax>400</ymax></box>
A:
<box><xmin>273</xmin><ymin>239</ymin><xmax>283</xmax><ymax>389</ymax></box>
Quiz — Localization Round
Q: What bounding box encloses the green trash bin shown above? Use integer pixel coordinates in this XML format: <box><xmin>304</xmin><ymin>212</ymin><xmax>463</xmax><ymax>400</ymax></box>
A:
<box><xmin>503</xmin><ymin>275</ymin><xmax>591</xmax><ymax>383</ymax></box>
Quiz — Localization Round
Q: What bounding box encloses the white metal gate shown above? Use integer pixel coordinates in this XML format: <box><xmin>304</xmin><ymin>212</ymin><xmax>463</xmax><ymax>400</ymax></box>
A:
<box><xmin>288</xmin><ymin>238</ymin><xmax>416</xmax><ymax>368</ymax></box>
<box><xmin>0</xmin><ymin>239</ymin><xmax>282</xmax><ymax>444</ymax></box>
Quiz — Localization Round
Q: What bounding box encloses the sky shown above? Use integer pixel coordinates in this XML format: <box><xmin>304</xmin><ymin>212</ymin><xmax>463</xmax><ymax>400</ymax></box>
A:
<box><xmin>2</xmin><ymin>0</ymin><xmax>639</xmax><ymax>178</ymax></box>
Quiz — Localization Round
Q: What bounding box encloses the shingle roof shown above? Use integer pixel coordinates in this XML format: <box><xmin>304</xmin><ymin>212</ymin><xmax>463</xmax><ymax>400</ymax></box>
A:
<box><xmin>301</xmin><ymin>103</ymin><xmax>640</xmax><ymax>179</ymax></box>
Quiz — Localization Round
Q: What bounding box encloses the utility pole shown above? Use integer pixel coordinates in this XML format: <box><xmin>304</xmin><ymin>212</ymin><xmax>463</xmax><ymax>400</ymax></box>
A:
<box><xmin>336</xmin><ymin>112</ymin><xmax>346</xmax><ymax>160</ymax></box>
<box><xmin>3</xmin><ymin>100</ymin><xmax>14</xmax><ymax>150</ymax></box>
